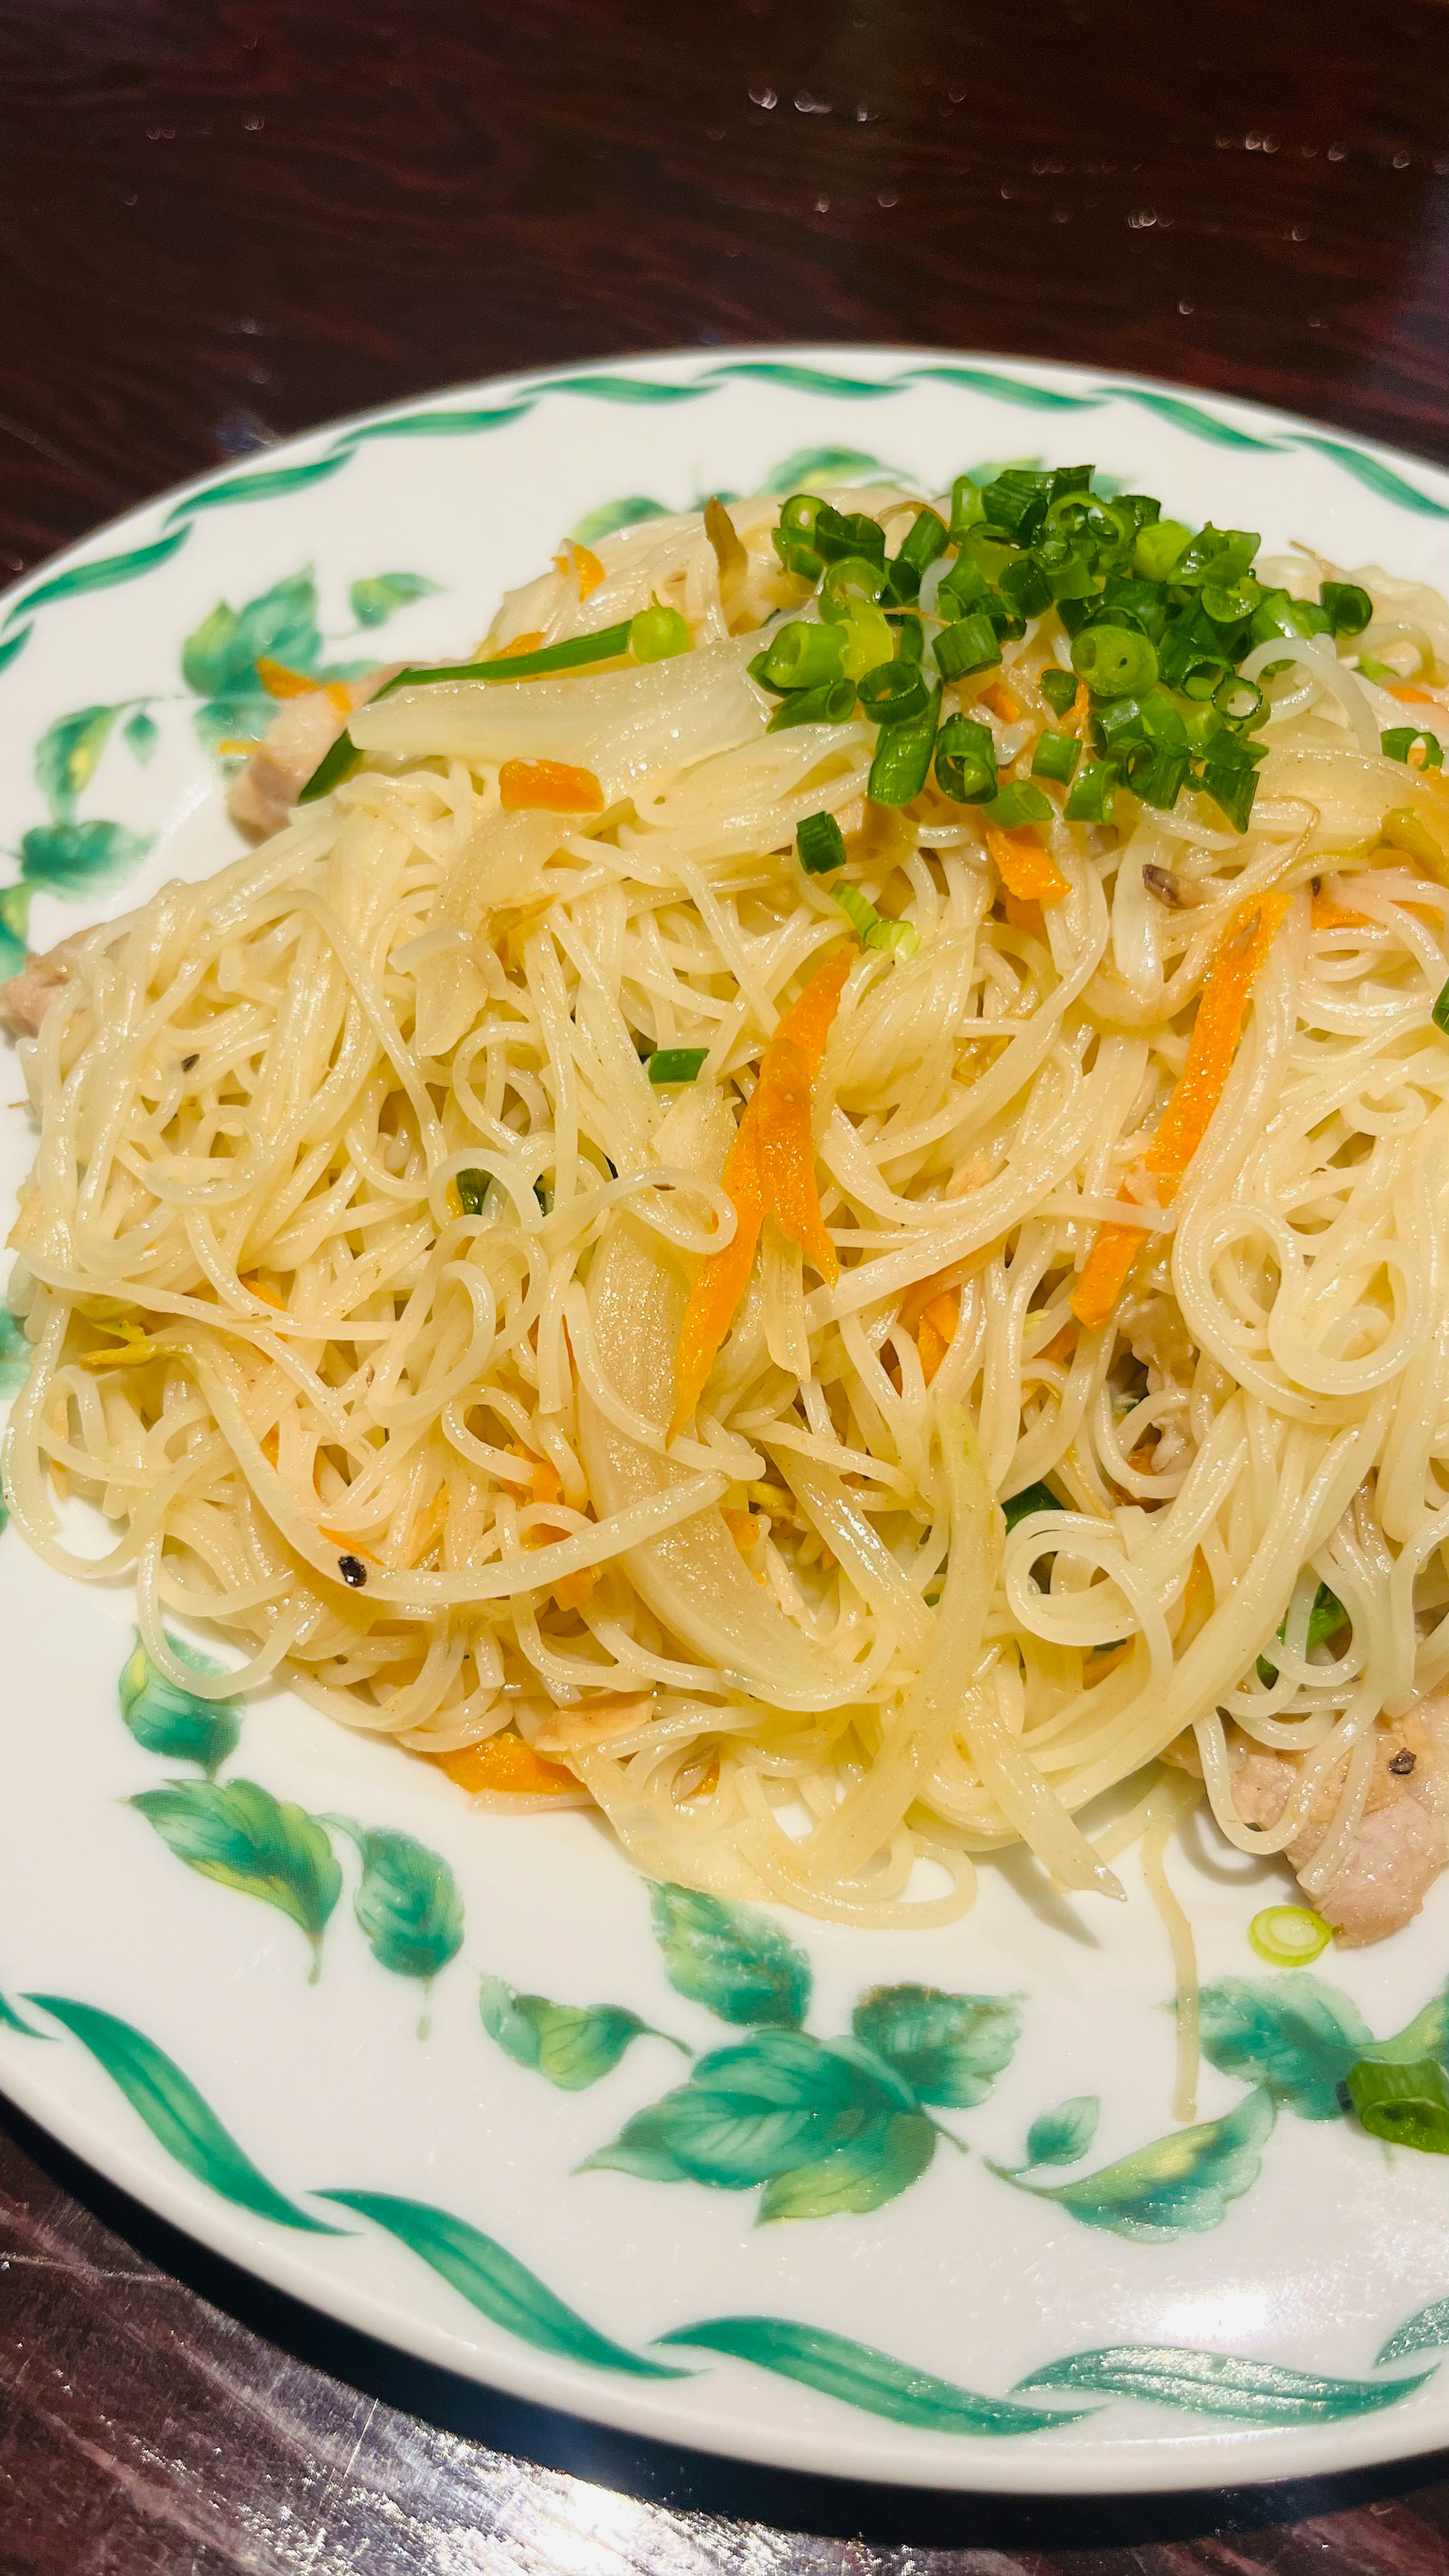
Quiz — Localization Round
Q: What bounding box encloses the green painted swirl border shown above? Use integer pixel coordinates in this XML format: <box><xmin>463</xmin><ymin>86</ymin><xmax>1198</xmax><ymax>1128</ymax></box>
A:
<box><xmin>2</xmin><ymin>1988</ymin><xmax>1441</xmax><ymax>2446</ymax></box>
<box><xmin>2</xmin><ymin>360</ymin><xmax>1447</xmax><ymax>686</ymax></box>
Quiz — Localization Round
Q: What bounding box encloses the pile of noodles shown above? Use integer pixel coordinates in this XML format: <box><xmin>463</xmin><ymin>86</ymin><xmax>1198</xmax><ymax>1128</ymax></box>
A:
<box><xmin>8</xmin><ymin>483</ymin><xmax>1449</xmax><ymax>1958</ymax></box>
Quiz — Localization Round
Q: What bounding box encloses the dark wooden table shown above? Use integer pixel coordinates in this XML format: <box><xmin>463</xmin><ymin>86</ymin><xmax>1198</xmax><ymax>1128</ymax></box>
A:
<box><xmin>6</xmin><ymin>0</ymin><xmax>1449</xmax><ymax>2564</ymax></box>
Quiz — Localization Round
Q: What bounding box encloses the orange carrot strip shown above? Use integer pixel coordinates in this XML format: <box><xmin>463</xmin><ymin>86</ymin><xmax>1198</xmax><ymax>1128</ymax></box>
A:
<box><xmin>217</xmin><ymin>738</ymin><xmax>263</xmax><ymax>756</ymax></box>
<box><xmin>440</xmin><ymin>1733</ymin><xmax>580</xmax><ymax>1796</ymax></box>
<box><xmin>240</xmin><ymin>1274</ymin><xmax>285</xmax><ymax>1310</ymax></box>
<box><xmin>755</xmin><ymin>1035</ymin><xmax>838</xmax><ymax>1282</ymax></box>
<box><xmin>1072</xmin><ymin>890</ymin><xmax>1292</xmax><ymax>1330</ymax></box>
<box><xmin>1063</xmin><ymin>680</ymin><xmax>1091</xmax><ymax>737</ymax></box>
<box><xmin>552</xmin><ymin>544</ymin><xmax>606</xmax><ymax>600</ymax></box>
<box><xmin>986</xmin><ymin>821</ymin><xmax>1070</xmax><ymax>906</ymax></box>
<box><xmin>982</xmin><ymin>679</ymin><xmax>1020</xmax><ymax>723</ymax></box>
<box><xmin>493</xmin><ymin>629</ymin><xmax>546</xmax><ymax>661</ymax></box>
<box><xmin>1003</xmin><ymin>892</ymin><xmax>1044</xmax><ymax>934</ymax></box>
<box><xmin>917</xmin><ymin>1288</ymin><xmax>960</xmax><ymax>1385</ymax></box>
<box><xmin>255</xmin><ymin>658</ymin><xmax>352</xmax><ymax>715</ymax></box>
<box><xmin>1312</xmin><ymin>892</ymin><xmax>1369</xmax><ymax>930</ymax></box>
<box><xmin>552</xmin><ymin>1566</ymin><xmax>598</xmax><ymax>1612</ymax></box>
<box><xmin>498</xmin><ymin>758</ymin><xmax>604</xmax><ymax>815</ymax></box>
<box><xmin>670</xmin><ymin>948</ymin><xmax>854</xmax><ymax>1433</ymax></box>
<box><xmin>1389</xmin><ymin>683</ymin><xmax>1441</xmax><ymax>704</ymax></box>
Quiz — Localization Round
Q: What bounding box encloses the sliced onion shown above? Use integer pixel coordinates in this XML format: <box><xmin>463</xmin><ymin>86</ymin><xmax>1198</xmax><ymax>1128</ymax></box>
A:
<box><xmin>1239</xmin><ymin>635</ymin><xmax>1380</xmax><ymax>757</ymax></box>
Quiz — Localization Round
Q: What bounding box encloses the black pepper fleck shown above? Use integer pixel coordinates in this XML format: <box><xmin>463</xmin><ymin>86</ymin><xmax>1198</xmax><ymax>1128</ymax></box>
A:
<box><xmin>337</xmin><ymin>1553</ymin><xmax>368</xmax><ymax>1588</ymax></box>
<box><xmin>181</xmin><ymin>1053</ymin><xmax>198</xmax><ymax>1071</ymax></box>
<box><xmin>1389</xmin><ymin>1749</ymin><xmax>1417</xmax><ymax>1775</ymax></box>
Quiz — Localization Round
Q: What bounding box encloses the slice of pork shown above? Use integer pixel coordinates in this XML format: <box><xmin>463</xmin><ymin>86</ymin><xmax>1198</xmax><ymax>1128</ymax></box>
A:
<box><xmin>0</xmin><ymin>934</ymin><xmax>86</xmax><ymax>1040</ymax></box>
<box><xmin>226</xmin><ymin>666</ymin><xmax>399</xmax><ymax>840</ymax></box>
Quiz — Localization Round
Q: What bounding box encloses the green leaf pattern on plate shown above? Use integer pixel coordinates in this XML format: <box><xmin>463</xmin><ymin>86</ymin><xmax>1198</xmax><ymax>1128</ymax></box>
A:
<box><xmin>349</xmin><ymin>571</ymin><xmax>444</xmax><ymax>627</ymax></box>
<box><xmin>1016</xmin><ymin>2345</ymin><xmax>1433</xmax><ymax>2423</ymax></box>
<box><xmin>1198</xmin><ymin>1976</ymin><xmax>1373</xmax><ymax>2120</ymax></box>
<box><xmin>0</xmin><ymin>1304</ymin><xmax>31</xmax><ymax>1397</ymax></box>
<box><xmin>123</xmin><ymin>707</ymin><xmax>160</xmax><ymax>763</ymax></box>
<box><xmin>35</xmin><ymin>704</ymin><xmax>122</xmax><ymax>820</ymax></box>
<box><xmin>649</xmin><ymin>1883</ymin><xmax>811</xmax><ymax>2028</ymax></box>
<box><xmin>1378</xmin><ymin>2299</ymin><xmax>1449</xmax><ymax>2366</ymax></box>
<box><xmin>1024</xmin><ymin>2096</ymin><xmax>1101</xmax><ymax>2169</ymax></box>
<box><xmin>479</xmin><ymin>1973</ymin><xmax>686</xmax><ymax>2090</ymax></box>
<box><xmin>321</xmin><ymin>2190</ymin><xmax>688</xmax><ymax>2376</ymax></box>
<box><xmin>655</xmin><ymin>2316</ymin><xmax>1087</xmax><ymax>2431</ymax></box>
<box><xmin>991</xmin><ymin>2087</ymin><xmax>1275</xmax><ymax>2242</ymax></box>
<box><xmin>326</xmin><ymin>1819</ymin><xmax>464</xmax><ymax>2015</ymax></box>
<box><xmin>118</xmin><ymin>1633</ymin><xmax>241</xmax><ymax>1779</ymax></box>
<box><xmin>129</xmin><ymin>1779</ymin><xmax>341</xmax><ymax>1977</ymax></box>
<box><xmin>850</xmin><ymin>1984</ymin><xmax>1021</xmax><ymax>2108</ymax></box>
<box><xmin>26</xmin><ymin>1995</ymin><xmax>340</xmax><ymax>2231</ymax></box>
<box><xmin>19</xmin><ymin>820</ymin><xmax>151</xmax><ymax>898</ymax></box>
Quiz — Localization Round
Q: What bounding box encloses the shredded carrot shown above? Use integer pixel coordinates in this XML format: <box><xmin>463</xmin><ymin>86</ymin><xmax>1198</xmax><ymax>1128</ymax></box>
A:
<box><xmin>917</xmin><ymin>1289</ymin><xmax>960</xmax><ymax>1384</ymax></box>
<box><xmin>217</xmin><ymin>738</ymin><xmax>263</xmax><ymax>756</ymax></box>
<box><xmin>1389</xmin><ymin>683</ymin><xmax>1441</xmax><ymax>704</ymax></box>
<box><xmin>509</xmin><ymin>1444</ymin><xmax>565</xmax><ymax>1510</ymax></box>
<box><xmin>255</xmin><ymin>658</ymin><xmax>352</xmax><ymax>715</ymax></box>
<box><xmin>981</xmin><ymin>679</ymin><xmax>1020</xmax><ymax>723</ymax></box>
<box><xmin>1311</xmin><ymin>892</ymin><xmax>1369</xmax><ymax>930</ymax></box>
<box><xmin>404</xmin><ymin>1487</ymin><xmax>451</xmax><ymax>1567</ymax></box>
<box><xmin>986</xmin><ymin>821</ymin><xmax>1070</xmax><ymax>906</ymax></box>
<box><xmin>1003</xmin><ymin>892</ymin><xmax>1044</xmax><ymax>934</ymax></box>
<box><xmin>755</xmin><ymin>1037</ymin><xmax>837</xmax><ymax>1281</ymax></box>
<box><xmin>318</xmin><ymin>1525</ymin><xmax>377</xmax><ymax>1560</ymax></box>
<box><xmin>552</xmin><ymin>1566</ymin><xmax>598</xmax><ymax>1612</ymax></box>
<box><xmin>1063</xmin><ymin>681</ymin><xmax>1091</xmax><ymax>737</ymax></box>
<box><xmin>687</xmin><ymin>1752</ymin><xmax>721</xmax><ymax>1798</ymax></box>
<box><xmin>553</xmin><ymin>543</ymin><xmax>605</xmax><ymax>600</ymax></box>
<box><xmin>1072</xmin><ymin>889</ymin><xmax>1292</xmax><ymax>1331</ymax></box>
<box><xmin>498</xmin><ymin>758</ymin><xmax>604</xmax><ymax>815</ymax></box>
<box><xmin>439</xmin><ymin>1732</ymin><xmax>580</xmax><ymax>1796</ymax></box>
<box><xmin>240</xmin><ymin>1275</ymin><xmax>285</xmax><ymax>1310</ymax></box>
<box><xmin>493</xmin><ymin>629</ymin><xmax>546</xmax><ymax>660</ymax></box>
<box><xmin>671</xmin><ymin>947</ymin><xmax>855</xmax><ymax>1435</ymax></box>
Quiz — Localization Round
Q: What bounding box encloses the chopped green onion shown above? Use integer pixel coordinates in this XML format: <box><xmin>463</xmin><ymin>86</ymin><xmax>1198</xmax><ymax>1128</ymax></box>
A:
<box><xmin>1320</xmin><ymin>580</ymin><xmax>1373</xmax><ymax>637</ymax></box>
<box><xmin>1214</xmin><ymin>673</ymin><xmax>1267</xmax><ymax>729</ymax></box>
<box><xmin>813</xmin><ymin>504</ymin><xmax>887</xmax><ymax>568</ymax></box>
<box><xmin>1358</xmin><ymin>654</ymin><xmax>1403</xmax><ymax>684</ymax></box>
<box><xmin>1003</xmin><ymin>1480</ymin><xmax>1066</xmax><ymax>1532</ymax></box>
<box><xmin>1249</xmin><ymin>589</ymin><xmax>1331</xmax><ymax>648</ymax></box>
<box><xmin>820</xmin><ymin>556</ymin><xmax>887</xmax><ymax>621</ymax></box>
<box><xmin>1071</xmin><ymin>624</ymin><xmax>1160</xmax><ymax>699</ymax></box>
<box><xmin>868</xmin><ymin>684</ymin><xmax>941</xmax><ymax>806</ymax></box>
<box><xmin>934</xmin><ymin>613</ymin><xmax>1001</xmax><ymax>680</ymax></box>
<box><xmin>455</xmin><ymin>1168</ymin><xmax>489</xmax><ymax>1216</ymax></box>
<box><xmin>1247</xmin><ymin>1905</ymin><xmax>1332</xmax><ymax>1967</ymax></box>
<box><xmin>1031</xmin><ymin>729</ymin><xmax>1081</xmax><ymax>785</ymax></box>
<box><xmin>1435</xmin><ymin>977</ymin><xmax>1449</xmax><ymax>1035</ymax></box>
<box><xmin>981</xmin><ymin>468</ymin><xmax>1054</xmax><ymax>543</ymax></box>
<box><xmin>1201</xmin><ymin>576</ymin><xmax>1262</xmax><ymax>626</ymax></box>
<box><xmin>948</xmin><ymin>474</ymin><xmax>986</xmax><ymax>541</ymax></box>
<box><xmin>1201</xmin><ymin>734</ymin><xmax>1266</xmax><ymax>834</ymax></box>
<box><xmin>748</xmin><ymin>648</ymin><xmax>783</xmax><ymax>694</ymax></box>
<box><xmin>983</xmin><ymin>781</ymin><xmax>1052</xmax><ymax>830</ymax></box>
<box><xmin>1346</xmin><ymin>2058</ymin><xmax>1449</xmax><ymax>2154</ymax></box>
<box><xmin>647</xmin><ymin>1047</ymin><xmax>709</xmax><ymax>1086</ymax></box>
<box><xmin>999</xmin><ymin>555</ymin><xmax>1053</xmax><ymax>619</ymax></box>
<box><xmin>837</xmin><ymin>605</ymin><xmax>896</xmax><ymax>681</ymax></box>
<box><xmin>797</xmin><ymin>811</ymin><xmax>848</xmax><ymax>875</ymax></box>
<box><xmin>934</xmin><ymin>714</ymin><xmax>997</xmax><ymax>804</ymax></box>
<box><xmin>1382</xmin><ymin>726</ymin><xmax>1444</xmax><ymax>769</ymax></box>
<box><xmin>630</xmin><ymin>600</ymin><xmax>691</xmax><ymax>663</ymax></box>
<box><xmin>857</xmin><ymin>662</ymin><xmax>930</xmax><ymax>727</ymax></box>
<box><xmin>1257</xmin><ymin>1581</ymin><xmax>1351</xmax><ymax>1684</ymax></box>
<box><xmin>1038</xmin><ymin>668</ymin><xmax>1080</xmax><ymax>720</ymax></box>
<box><xmin>778</xmin><ymin>493</ymin><xmax>824</xmax><ymax>541</ymax></box>
<box><xmin>830</xmin><ymin>881</ymin><xmax>920</xmax><ymax>957</ymax></box>
<box><xmin>890</xmin><ymin>612</ymin><xmax>925</xmax><ymax>664</ymax></box>
<box><xmin>297</xmin><ymin>620</ymin><xmax>637</xmax><ymax>802</ymax></box>
<box><xmin>883</xmin><ymin>508</ymin><xmax>949</xmax><ymax>603</ymax></box>
<box><xmin>1134</xmin><ymin>519</ymin><xmax>1191</xmax><ymax>581</ymax></box>
<box><xmin>771</xmin><ymin>491</ymin><xmax>826</xmax><ymax>579</ymax></box>
<box><xmin>1064</xmin><ymin>758</ymin><xmax>1117</xmax><ymax>824</ymax></box>
<box><xmin>767</xmin><ymin>677</ymin><xmax>858</xmax><ymax>731</ymax></box>
<box><xmin>1384</xmin><ymin>806</ymin><xmax>1449</xmax><ymax>869</ymax></box>
<box><xmin>763</xmin><ymin>622</ymin><xmax>846</xmax><ymax>690</ymax></box>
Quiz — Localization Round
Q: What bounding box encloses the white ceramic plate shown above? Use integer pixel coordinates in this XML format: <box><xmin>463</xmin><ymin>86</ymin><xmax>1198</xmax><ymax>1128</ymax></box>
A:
<box><xmin>4</xmin><ymin>346</ymin><xmax>1449</xmax><ymax>2499</ymax></box>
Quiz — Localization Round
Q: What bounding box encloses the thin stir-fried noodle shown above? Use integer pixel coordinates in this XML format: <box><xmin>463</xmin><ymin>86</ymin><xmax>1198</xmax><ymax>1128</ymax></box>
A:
<box><xmin>8</xmin><ymin>477</ymin><xmax>1449</xmax><ymax>1937</ymax></box>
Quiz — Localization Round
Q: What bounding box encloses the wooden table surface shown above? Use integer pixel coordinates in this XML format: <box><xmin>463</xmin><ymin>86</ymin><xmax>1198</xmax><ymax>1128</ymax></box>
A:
<box><xmin>6</xmin><ymin>0</ymin><xmax>1449</xmax><ymax>2565</ymax></box>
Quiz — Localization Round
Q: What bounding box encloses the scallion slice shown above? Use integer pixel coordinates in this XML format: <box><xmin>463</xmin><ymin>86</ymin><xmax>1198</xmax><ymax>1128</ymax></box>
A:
<box><xmin>630</xmin><ymin>601</ymin><xmax>691</xmax><ymax>662</ymax></box>
<box><xmin>1064</xmin><ymin>758</ymin><xmax>1116</xmax><ymax>824</ymax></box>
<box><xmin>1038</xmin><ymin>667</ymin><xmax>1080</xmax><ymax>720</ymax></box>
<box><xmin>1320</xmin><ymin>579</ymin><xmax>1373</xmax><ymax>637</ymax></box>
<box><xmin>455</xmin><ymin>1168</ymin><xmax>489</xmax><ymax>1216</ymax></box>
<box><xmin>1435</xmin><ymin>976</ymin><xmax>1449</xmax><ymax>1035</ymax></box>
<box><xmin>1247</xmin><ymin>1905</ymin><xmax>1331</xmax><ymax>1967</ymax></box>
<box><xmin>763</xmin><ymin>622</ymin><xmax>846</xmax><ymax>691</ymax></box>
<box><xmin>857</xmin><ymin>661</ymin><xmax>930</xmax><ymax>727</ymax></box>
<box><xmin>982</xmin><ymin>781</ymin><xmax>1052</xmax><ymax>830</ymax></box>
<box><xmin>647</xmin><ymin>1047</ymin><xmax>709</xmax><ymax>1086</ymax></box>
<box><xmin>1346</xmin><ymin>2058</ymin><xmax>1449</xmax><ymax>2153</ymax></box>
<box><xmin>1003</xmin><ymin>1480</ymin><xmax>1065</xmax><ymax>1531</ymax></box>
<box><xmin>934</xmin><ymin>714</ymin><xmax>997</xmax><ymax>804</ymax></box>
<box><xmin>1071</xmin><ymin>624</ymin><xmax>1160</xmax><ymax>699</ymax></box>
<box><xmin>1382</xmin><ymin>726</ymin><xmax>1444</xmax><ymax>769</ymax></box>
<box><xmin>766</xmin><ymin>677</ymin><xmax>858</xmax><ymax>731</ymax></box>
<box><xmin>797</xmin><ymin>811</ymin><xmax>848</xmax><ymax>875</ymax></box>
<box><xmin>1031</xmin><ymin>729</ymin><xmax>1081</xmax><ymax>785</ymax></box>
<box><xmin>934</xmin><ymin>613</ymin><xmax>1001</xmax><ymax>681</ymax></box>
<box><xmin>867</xmin><ymin>683</ymin><xmax>941</xmax><ymax>806</ymax></box>
<box><xmin>829</xmin><ymin>881</ymin><xmax>920</xmax><ymax>956</ymax></box>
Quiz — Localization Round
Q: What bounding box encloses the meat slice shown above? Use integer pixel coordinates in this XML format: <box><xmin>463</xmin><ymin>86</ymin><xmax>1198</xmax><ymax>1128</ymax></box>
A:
<box><xmin>226</xmin><ymin>667</ymin><xmax>398</xmax><ymax>839</ymax></box>
<box><xmin>1171</xmin><ymin>1695</ymin><xmax>1449</xmax><ymax>1944</ymax></box>
<box><xmin>0</xmin><ymin>934</ymin><xmax>86</xmax><ymax>1040</ymax></box>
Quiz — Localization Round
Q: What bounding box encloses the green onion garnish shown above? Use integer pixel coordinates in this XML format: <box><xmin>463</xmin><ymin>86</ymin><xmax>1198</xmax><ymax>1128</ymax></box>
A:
<box><xmin>797</xmin><ymin>811</ymin><xmax>848</xmax><ymax>875</ymax></box>
<box><xmin>948</xmin><ymin>474</ymin><xmax>986</xmax><ymax>541</ymax></box>
<box><xmin>820</xmin><ymin>555</ymin><xmax>887</xmax><ymax>621</ymax></box>
<box><xmin>1133</xmin><ymin>519</ymin><xmax>1191</xmax><ymax>581</ymax></box>
<box><xmin>1434</xmin><ymin>977</ymin><xmax>1449</xmax><ymax>1035</ymax></box>
<box><xmin>830</xmin><ymin>881</ymin><xmax>920</xmax><ymax>956</ymax></box>
<box><xmin>1256</xmin><ymin>1581</ymin><xmax>1349</xmax><ymax>1682</ymax></box>
<box><xmin>857</xmin><ymin>661</ymin><xmax>931</xmax><ymax>727</ymax></box>
<box><xmin>1382</xmin><ymin>726</ymin><xmax>1444</xmax><ymax>769</ymax></box>
<box><xmin>1031</xmin><ymin>729</ymin><xmax>1081</xmax><ymax>785</ymax></box>
<box><xmin>1346</xmin><ymin>2058</ymin><xmax>1449</xmax><ymax>2154</ymax></box>
<box><xmin>455</xmin><ymin>1168</ymin><xmax>489</xmax><ymax>1216</ymax></box>
<box><xmin>1320</xmin><ymin>580</ymin><xmax>1373</xmax><ymax>637</ymax></box>
<box><xmin>766</xmin><ymin>677</ymin><xmax>858</xmax><ymax>732</ymax></box>
<box><xmin>934</xmin><ymin>614</ymin><xmax>1001</xmax><ymax>681</ymax></box>
<box><xmin>934</xmin><ymin>715</ymin><xmax>997</xmax><ymax>804</ymax></box>
<box><xmin>1038</xmin><ymin>668</ymin><xmax>1080</xmax><ymax>720</ymax></box>
<box><xmin>1071</xmin><ymin>624</ymin><xmax>1160</xmax><ymax>699</ymax></box>
<box><xmin>298</xmin><ymin>620</ymin><xmax>636</xmax><ymax>803</ymax></box>
<box><xmin>630</xmin><ymin>601</ymin><xmax>691</xmax><ymax>663</ymax></box>
<box><xmin>771</xmin><ymin>491</ymin><xmax>827</xmax><ymax>580</ymax></box>
<box><xmin>867</xmin><ymin>683</ymin><xmax>941</xmax><ymax>806</ymax></box>
<box><xmin>1064</xmin><ymin>758</ymin><xmax>1116</xmax><ymax>825</ymax></box>
<box><xmin>882</xmin><ymin>508</ymin><xmax>949</xmax><ymax>606</ymax></box>
<box><xmin>890</xmin><ymin>612</ymin><xmax>925</xmax><ymax>665</ymax></box>
<box><xmin>983</xmin><ymin>781</ymin><xmax>1052</xmax><ymax>830</ymax></box>
<box><xmin>813</xmin><ymin>504</ymin><xmax>887</xmax><ymax>569</ymax></box>
<box><xmin>998</xmin><ymin>556</ymin><xmax>1054</xmax><ymax>619</ymax></box>
<box><xmin>1003</xmin><ymin>1480</ymin><xmax>1065</xmax><ymax>1532</ymax></box>
<box><xmin>1247</xmin><ymin>1905</ymin><xmax>1331</xmax><ymax>1967</ymax></box>
<box><xmin>647</xmin><ymin>1047</ymin><xmax>709</xmax><ymax>1086</ymax></box>
<box><xmin>763</xmin><ymin>622</ymin><xmax>846</xmax><ymax>691</ymax></box>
